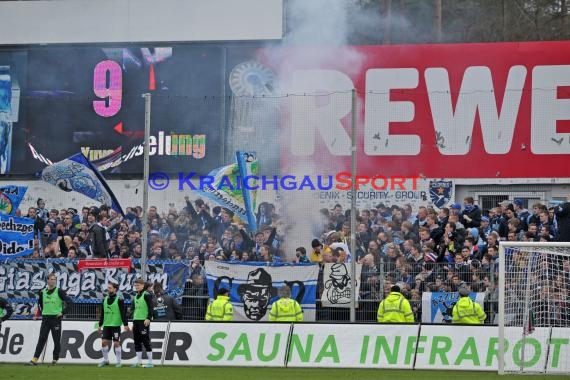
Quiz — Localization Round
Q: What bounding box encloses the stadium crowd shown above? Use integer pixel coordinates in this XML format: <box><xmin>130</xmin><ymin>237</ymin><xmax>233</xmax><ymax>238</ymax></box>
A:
<box><xmin>14</xmin><ymin>194</ymin><xmax>570</xmax><ymax>324</ymax></box>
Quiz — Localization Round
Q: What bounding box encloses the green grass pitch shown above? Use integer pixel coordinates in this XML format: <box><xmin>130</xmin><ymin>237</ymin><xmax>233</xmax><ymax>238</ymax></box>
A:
<box><xmin>0</xmin><ymin>364</ymin><xmax>557</xmax><ymax>380</ymax></box>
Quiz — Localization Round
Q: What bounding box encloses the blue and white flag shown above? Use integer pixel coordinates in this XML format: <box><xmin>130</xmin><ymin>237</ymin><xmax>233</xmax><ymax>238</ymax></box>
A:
<box><xmin>39</xmin><ymin>153</ymin><xmax>123</xmax><ymax>215</ymax></box>
<box><xmin>204</xmin><ymin>261</ymin><xmax>319</xmax><ymax>322</ymax></box>
<box><xmin>197</xmin><ymin>151</ymin><xmax>258</xmax><ymax>230</ymax></box>
<box><xmin>422</xmin><ymin>291</ymin><xmax>486</xmax><ymax>323</ymax></box>
<box><xmin>0</xmin><ymin>213</ymin><xmax>35</xmax><ymax>258</ymax></box>
<box><xmin>0</xmin><ymin>185</ymin><xmax>27</xmax><ymax>215</ymax></box>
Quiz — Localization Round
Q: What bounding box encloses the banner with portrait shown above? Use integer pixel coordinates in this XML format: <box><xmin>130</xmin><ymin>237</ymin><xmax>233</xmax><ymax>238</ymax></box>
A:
<box><xmin>204</xmin><ymin>262</ymin><xmax>319</xmax><ymax>322</ymax></box>
<box><xmin>320</xmin><ymin>262</ymin><xmax>363</xmax><ymax>308</ymax></box>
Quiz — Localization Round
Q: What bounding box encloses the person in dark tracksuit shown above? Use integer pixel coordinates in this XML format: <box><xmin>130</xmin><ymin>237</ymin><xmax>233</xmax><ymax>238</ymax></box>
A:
<box><xmin>152</xmin><ymin>282</ymin><xmax>183</xmax><ymax>321</ymax></box>
<box><xmin>130</xmin><ymin>278</ymin><xmax>154</xmax><ymax>368</ymax></box>
<box><xmin>29</xmin><ymin>273</ymin><xmax>72</xmax><ymax>366</ymax></box>
<box><xmin>0</xmin><ymin>297</ymin><xmax>14</xmax><ymax>328</ymax></box>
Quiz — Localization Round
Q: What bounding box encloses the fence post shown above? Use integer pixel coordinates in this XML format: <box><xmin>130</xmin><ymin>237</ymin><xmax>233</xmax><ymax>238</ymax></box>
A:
<box><xmin>349</xmin><ymin>89</ymin><xmax>357</xmax><ymax>323</ymax></box>
<box><xmin>141</xmin><ymin>93</ymin><xmax>151</xmax><ymax>281</ymax></box>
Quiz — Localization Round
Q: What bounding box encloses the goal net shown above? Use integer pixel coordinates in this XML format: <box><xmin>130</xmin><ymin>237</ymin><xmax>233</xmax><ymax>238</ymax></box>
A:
<box><xmin>498</xmin><ymin>242</ymin><xmax>570</xmax><ymax>375</ymax></box>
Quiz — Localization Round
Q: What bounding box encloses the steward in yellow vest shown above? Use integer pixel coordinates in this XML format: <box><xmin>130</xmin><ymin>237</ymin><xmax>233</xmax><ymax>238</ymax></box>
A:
<box><xmin>377</xmin><ymin>285</ymin><xmax>414</xmax><ymax>323</ymax></box>
<box><xmin>206</xmin><ymin>288</ymin><xmax>234</xmax><ymax>321</ymax></box>
<box><xmin>269</xmin><ymin>285</ymin><xmax>303</xmax><ymax>322</ymax></box>
<box><xmin>452</xmin><ymin>284</ymin><xmax>486</xmax><ymax>324</ymax></box>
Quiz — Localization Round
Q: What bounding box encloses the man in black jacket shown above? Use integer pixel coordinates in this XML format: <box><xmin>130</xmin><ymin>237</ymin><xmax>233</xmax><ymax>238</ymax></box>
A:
<box><xmin>555</xmin><ymin>194</ymin><xmax>570</xmax><ymax>242</ymax></box>
<box><xmin>152</xmin><ymin>282</ymin><xmax>182</xmax><ymax>321</ymax></box>
<box><xmin>87</xmin><ymin>211</ymin><xmax>108</xmax><ymax>258</ymax></box>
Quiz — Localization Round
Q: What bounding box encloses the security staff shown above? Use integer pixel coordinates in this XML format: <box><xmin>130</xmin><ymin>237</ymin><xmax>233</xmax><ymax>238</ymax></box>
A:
<box><xmin>0</xmin><ymin>297</ymin><xmax>14</xmax><ymax>328</ymax></box>
<box><xmin>97</xmin><ymin>282</ymin><xmax>129</xmax><ymax>368</ymax></box>
<box><xmin>452</xmin><ymin>284</ymin><xmax>487</xmax><ymax>324</ymax></box>
<box><xmin>29</xmin><ymin>273</ymin><xmax>72</xmax><ymax>366</ymax></box>
<box><xmin>268</xmin><ymin>285</ymin><xmax>303</xmax><ymax>322</ymax></box>
<box><xmin>131</xmin><ymin>278</ymin><xmax>154</xmax><ymax>368</ymax></box>
<box><xmin>205</xmin><ymin>288</ymin><xmax>234</xmax><ymax>321</ymax></box>
<box><xmin>377</xmin><ymin>285</ymin><xmax>414</xmax><ymax>323</ymax></box>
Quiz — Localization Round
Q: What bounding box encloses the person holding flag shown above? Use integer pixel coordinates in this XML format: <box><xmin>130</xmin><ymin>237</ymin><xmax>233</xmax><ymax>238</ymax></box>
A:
<box><xmin>28</xmin><ymin>273</ymin><xmax>72</xmax><ymax>366</ymax></box>
<box><xmin>97</xmin><ymin>282</ymin><xmax>129</xmax><ymax>368</ymax></box>
<box><xmin>130</xmin><ymin>279</ymin><xmax>154</xmax><ymax>368</ymax></box>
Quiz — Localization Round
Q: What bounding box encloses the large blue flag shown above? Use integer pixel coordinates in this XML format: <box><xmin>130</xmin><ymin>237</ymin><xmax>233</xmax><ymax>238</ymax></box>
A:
<box><xmin>39</xmin><ymin>153</ymin><xmax>124</xmax><ymax>215</ymax></box>
<box><xmin>0</xmin><ymin>213</ymin><xmax>34</xmax><ymax>258</ymax></box>
<box><xmin>0</xmin><ymin>185</ymin><xmax>27</xmax><ymax>215</ymax></box>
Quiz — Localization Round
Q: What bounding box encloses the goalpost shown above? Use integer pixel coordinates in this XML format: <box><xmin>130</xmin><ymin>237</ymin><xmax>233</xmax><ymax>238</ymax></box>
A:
<box><xmin>498</xmin><ymin>242</ymin><xmax>570</xmax><ymax>375</ymax></box>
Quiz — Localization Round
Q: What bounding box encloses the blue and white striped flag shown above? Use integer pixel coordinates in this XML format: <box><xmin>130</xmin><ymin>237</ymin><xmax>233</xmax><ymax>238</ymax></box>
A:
<box><xmin>39</xmin><ymin>153</ymin><xmax>123</xmax><ymax>215</ymax></box>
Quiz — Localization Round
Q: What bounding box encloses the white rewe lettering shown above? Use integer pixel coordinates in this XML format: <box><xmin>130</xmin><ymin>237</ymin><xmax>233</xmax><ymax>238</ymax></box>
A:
<box><xmin>364</xmin><ymin>68</ymin><xmax>420</xmax><ymax>155</ymax></box>
<box><xmin>531</xmin><ymin>65</ymin><xmax>570</xmax><ymax>154</ymax></box>
<box><xmin>425</xmin><ymin>65</ymin><xmax>526</xmax><ymax>155</ymax></box>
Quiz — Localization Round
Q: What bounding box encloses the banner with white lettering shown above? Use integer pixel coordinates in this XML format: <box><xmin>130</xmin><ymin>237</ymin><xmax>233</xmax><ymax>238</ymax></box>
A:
<box><xmin>320</xmin><ymin>263</ymin><xmax>362</xmax><ymax>308</ymax></box>
<box><xmin>0</xmin><ymin>259</ymin><xmax>189</xmax><ymax>318</ymax></box>
<box><xmin>422</xmin><ymin>291</ymin><xmax>486</xmax><ymax>323</ymax></box>
<box><xmin>204</xmin><ymin>262</ymin><xmax>319</xmax><ymax>322</ymax></box>
<box><xmin>0</xmin><ymin>214</ymin><xmax>34</xmax><ymax>259</ymax></box>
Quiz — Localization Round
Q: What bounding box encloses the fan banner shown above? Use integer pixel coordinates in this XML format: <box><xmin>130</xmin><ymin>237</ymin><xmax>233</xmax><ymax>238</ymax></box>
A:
<box><xmin>0</xmin><ymin>213</ymin><xmax>34</xmax><ymax>258</ymax></box>
<box><xmin>422</xmin><ymin>291</ymin><xmax>486</xmax><ymax>323</ymax></box>
<box><xmin>0</xmin><ymin>259</ymin><xmax>189</xmax><ymax>318</ymax></box>
<box><xmin>204</xmin><ymin>261</ymin><xmax>319</xmax><ymax>322</ymax></box>
<box><xmin>320</xmin><ymin>262</ymin><xmax>362</xmax><ymax>308</ymax></box>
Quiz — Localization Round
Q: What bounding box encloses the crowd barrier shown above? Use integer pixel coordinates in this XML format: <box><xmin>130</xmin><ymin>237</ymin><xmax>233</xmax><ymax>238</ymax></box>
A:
<box><xmin>1</xmin><ymin>320</ymin><xmax>569</xmax><ymax>373</ymax></box>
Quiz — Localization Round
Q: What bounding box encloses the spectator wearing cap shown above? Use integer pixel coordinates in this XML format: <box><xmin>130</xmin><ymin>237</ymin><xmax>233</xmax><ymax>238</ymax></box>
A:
<box><xmin>481</xmin><ymin>215</ymin><xmax>491</xmax><ymax>236</ymax></box>
<box><xmin>452</xmin><ymin>284</ymin><xmax>486</xmax><ymax>324</ymax></box>
<box><xmin>497</xmin><ymin>200</ymin><xmax>510</xmax><ymax>215</ymax></box>
<box><xmin>377</xmin><ymin>285</ymin><xmax>414</xmax><ymax>323</ymax></box>
<box><xmin>461</xmin><ymin>197</ymin><xmax>481</xmax><ymax>228</ymax></box>
<box><xmin>450</xmin><ymin>203</ymin><xmax>462</xmax><ymax>217</ymax></box>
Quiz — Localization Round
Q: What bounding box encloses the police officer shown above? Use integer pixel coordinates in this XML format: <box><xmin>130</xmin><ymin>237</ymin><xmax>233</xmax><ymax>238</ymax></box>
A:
<box><xmin>205</xmin><ymin>288</ymin><xmax>234</xmax><ymax>321</ymax></box>
<box><xmin>131</xmin><ymin>278</ymin><xmax>154</xmax><ymax>368</ymax></box>
<box><xmin>0</xmin><ymin>297</ymin><xmax>14</xmax><ymax>329</ymax></box>
<box><xmin>29</xmin><ymin>273</ymin><xmax>72</xmax><ymax>366</ymax></box>
<box><xmin>377</xmin><ymin>285</ymin><xmax>414</xmax><ymax>323</ymax></box>
<box><xmin>97</xmin><ymin>282</ymin><xmax>129</xmax><ymax>368</ymax></box>
<box><xmin>452</xmin><ymin>283</ymin><xmax>487</xmax><ymax>324</ymax></box>
<box><xmin>268</xmin><ymin>285</ymin><xmax>303</xmax><ymax>322</ymax></box>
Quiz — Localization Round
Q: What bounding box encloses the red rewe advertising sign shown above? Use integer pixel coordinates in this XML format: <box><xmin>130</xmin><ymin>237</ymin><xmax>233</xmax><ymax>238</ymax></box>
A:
<box><xmin>269</xmin><ymin>41</ymin><xmax>570</xmax><ymax>178</ymax></box>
